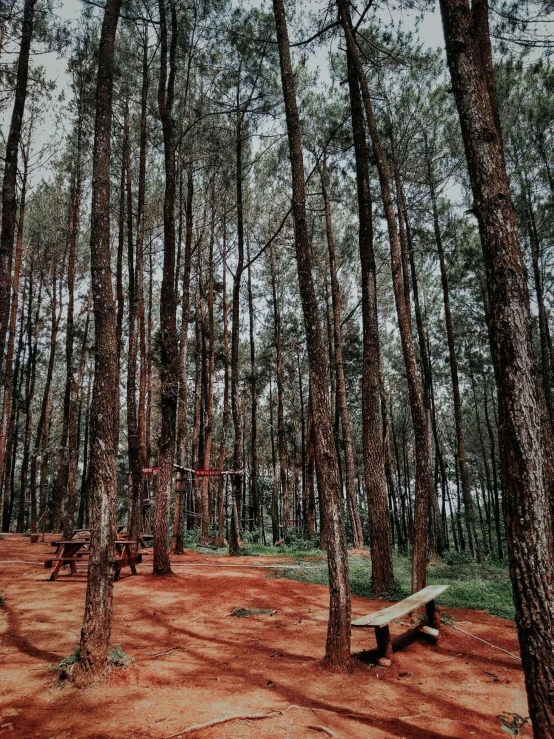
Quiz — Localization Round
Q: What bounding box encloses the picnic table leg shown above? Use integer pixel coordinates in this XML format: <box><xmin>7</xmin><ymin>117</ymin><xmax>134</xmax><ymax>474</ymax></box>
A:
<box><xmin>374</xmin><ymin>625</ymin><xmax>393</xmax><ymax>663</ymax></box>
<box><xmin>49</xmin><ymin>559</ymin><xmax>64</xmax><ymax>581</ymax></box>
<box><xmin>426</xmin><ymin>599</ymin><xmax>441</xmax><ymax>631</ymax></box>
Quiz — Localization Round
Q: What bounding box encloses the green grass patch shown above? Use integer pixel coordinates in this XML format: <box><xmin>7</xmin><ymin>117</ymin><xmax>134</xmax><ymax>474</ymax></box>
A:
<box><xmin>108</xmin><ymin>644</ymin><xmax>133</xmax><ymax>667</ymax></box>
<box><xmin>275</xmin><ymin>550</ymin><xmax>514</xmax><ymax>621</ymax></box>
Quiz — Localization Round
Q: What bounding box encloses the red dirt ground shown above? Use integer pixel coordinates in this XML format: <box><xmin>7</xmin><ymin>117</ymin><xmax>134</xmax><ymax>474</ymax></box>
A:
<box><xmin>0</xmin><ymin>534</ymin><xmax>532</xmax><ymax>739</ymax></box>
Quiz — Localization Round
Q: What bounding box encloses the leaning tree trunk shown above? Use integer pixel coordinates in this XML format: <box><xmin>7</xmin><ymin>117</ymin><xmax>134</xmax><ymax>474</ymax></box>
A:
<box><xmin>153</xmin><ymin>0</ymin><xmax>178</xmax><ymax>576</ymax></box>
<box><xmin>74</xmin><ymin>0</ymin><xmax>123</xmax><ymax>685</ymax></box>
<box><xmin>0</xmin><ymin>0</ymin><xmax>35</xmax><ymax>372</ymax></box>
<box><xmin>337</xmin><ymin>0</ymin><xmax>432</xmax><ymax>592</ymax></box>
<box><xmin>273</xmin><ymin>0</ymin><xmax>351</xmax><ymax>668</ymax></box>
<box><xmin>345</xmin><ymin>48</ymin><xmax>394</xmax><ymax>593</ymax></box>
<box><xmin>439</xmin><ymin>0</ymin><xmax>554</xmax><ymax>732</ymax></box>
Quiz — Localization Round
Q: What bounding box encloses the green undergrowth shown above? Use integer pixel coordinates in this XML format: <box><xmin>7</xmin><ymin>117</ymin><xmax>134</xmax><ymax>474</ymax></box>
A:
<box><xmin>183</xmin><ymin>537</ymin><xmax>514</xmax><ymax>620</ymax></box>
<box><xmin>185</xmin><ymin>540</ymin><xmax>325</xmax><ymax>559</ymax></box>
<box><xmin>275</xmin><ymin>550</ymin><xmax>514</xmax><ymax>621</ymax></box>
<box><xmin>49</xmin><ymin>644</ymin><xmax>133</xmax><ymax>679</ymax></box>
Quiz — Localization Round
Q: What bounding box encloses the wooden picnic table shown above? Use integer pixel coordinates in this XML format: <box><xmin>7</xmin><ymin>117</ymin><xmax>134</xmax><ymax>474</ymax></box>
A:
<box><xmin>44</xmin><ymin>540</ymin><xmax>142</xmax><ymax>581</ymax></box>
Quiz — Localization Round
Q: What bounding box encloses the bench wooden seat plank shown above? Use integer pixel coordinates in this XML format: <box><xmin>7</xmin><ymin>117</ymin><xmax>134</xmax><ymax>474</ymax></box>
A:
<box><xmin>351</xmin><ymin>584</ymin><xmax>449</xmax><ymax>664</ymax></box>
<box><xmin>351</xmin><ymin>585</ymin><xmax>449</xmax><ymax>627</ymax></box>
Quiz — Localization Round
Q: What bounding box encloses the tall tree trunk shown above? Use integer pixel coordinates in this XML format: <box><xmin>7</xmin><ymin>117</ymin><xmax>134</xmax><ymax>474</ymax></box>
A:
<box><xmin>338</xmin><ymin>0</ymin><xmax>431</xmax><ymax>592</ymax></box>
<box><xmin>60</xmin><ymin>125</ymin><xmax>84</xmax><ymax>539</ymax></box>
<box><xmin>246</xmin><ymin>240</ymin><xmax>260</xmax><ymax>528</ymax></box>
<box><xmin>440</xmin><ymin>1</ymin><xmax>554</xmax><ymax>731</ymax></box>
<box><xmin>229</xmin><ymin>115</ymin><xmax>245</xmax><ymax>555</ymax></box>
<box><xmin>16</xmin><ymin>273</ymin><xmax>35</xmax><ymax>532</ymax></box>
<box><xmin>136</xmin><ymin>26</ymin><xmax>149</xmax><ymax>538</ymax></box>
<box><xmin>153</xmin><ymin>0</ymin><xmax>178</xmax><ymax>576</ymax></box>
<box><xmin>200</xmin><ymin>203</ymin><xmax>215</xmax><ymax>542</ymax></box>
<box><xmin>524</xmin><ymin>183</ymin><xmax>554</xmax><ymax>423</ymax></box>
<box><xmin>0</xmin><ymin>142</ymin><xmax>29</xmax><ymax>529</ymax></box>
<box><xmin>173</xmin><ymin>167</ymin><xmax>194</xmax><ymax>554</ymax></box>
<box><xmin>398</xmin><ymin>178</ymin><xmax>444</xmax><ymax>558</ymax></box>
<box><xmin>270</xmin><ymin>243</ymin><xmax>289</xmax><ymax>540</ymax></box>
<box><xmin>428</xmin><ymin>165</ymin><xmax>481</xmax><ymax>561</ymax></box>
<box><xmin>126</xmin><ymin>102</ymin><xmax>142</xmax><ymax>545</ymax></box>
<box><xmin>347</xmin><ymin>80</ymin><xmax>398</xmax><ymax>583</ymax></box>
<box><xmin>320</xmin><ymin>162</ymin><xmax>364</xmax><ymax>549</ymax></box>
<box><xmin>31</xmin><ymin>269</ymin><xmax>61</xmax><ymax>535</ymax></box>
<box><xmin>273</xmin><ymin>0</ymin><xmax>351</xmax><ymax>668</ymax></box>
<box><xmin>75</xmin><ymin>0</ymin><xmax>123</xmax><ymax>684</ymax></box>
<box><xmin>216</xmin><ymin>221</ymin><xmax>230</xmax><ymax>545</ymax></box>
<box><xmin>0</xmin><ymin>0</ymin><xmax>35</xmax><ymax>371</ymax></box>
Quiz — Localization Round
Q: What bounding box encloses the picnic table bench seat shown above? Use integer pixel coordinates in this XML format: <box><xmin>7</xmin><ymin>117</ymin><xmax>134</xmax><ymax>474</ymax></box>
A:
<box><xmin>44</xmin><ymin>540</ymin><xmax>142</xmax><ymax>581</ymax></box>
<box><xmin>352</xmin><ymin>584</ymin><xmax>449</xmax><ymax>664</ymax></box>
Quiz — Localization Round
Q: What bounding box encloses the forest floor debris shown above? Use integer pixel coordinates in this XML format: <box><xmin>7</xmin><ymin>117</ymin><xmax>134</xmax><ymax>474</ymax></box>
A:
<box><xmin>0</xmin><ymin>535</ymin><xmax>531</xmax><ymax>738</ymax></box>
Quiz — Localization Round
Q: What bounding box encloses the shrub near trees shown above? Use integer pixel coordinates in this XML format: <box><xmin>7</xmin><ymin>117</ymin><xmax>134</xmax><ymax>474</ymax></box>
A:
<box><xmin>0</xmin><ymin>0</ymin><xmax>553</xmax><ymax>731</ymax></box>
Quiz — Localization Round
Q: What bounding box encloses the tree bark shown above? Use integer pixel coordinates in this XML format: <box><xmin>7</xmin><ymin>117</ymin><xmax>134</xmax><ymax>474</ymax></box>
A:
<box><xmin>153</xmin><ymin>0</ymin><xmax>178</xmax><ymax>576</ymax></box>
<box><xmin>270</xmin><ymin>243</ymin><xmax>289</xmax><ymax>539</ymax></box>
<box><xmin>273</xmin><ymin>0</ymin><xmax>351</xmax><ymax>668</ymax></box>
<box><xmin>246</xmin><ymin>240</ymin><xmax>260</xmax><ymax>528</ymax></box>
<box><xmin>229</xmin><ymin>115</ymin><xmax>245</xmax><ymax>556</ymax></box>
<box><xmin>439</xmin><ymin>0</ymin><xmax>554</xmax><ymax>731</ymax></box>
<box><xmin>74</xmin><ymin>0</ymin><xmax>123</xmax><ymax>684</ymax></box>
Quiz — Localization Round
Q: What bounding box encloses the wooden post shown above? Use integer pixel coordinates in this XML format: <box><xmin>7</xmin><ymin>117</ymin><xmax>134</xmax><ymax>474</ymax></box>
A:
<box><xmin>426</xmin><ymin>599</ymin><xmax>441</xmax><ymax>630</ymax></box>
<box><xmin>375</xmin><ymin>625</ymin><xmax>393</xmax><ymax>661</ymax></box>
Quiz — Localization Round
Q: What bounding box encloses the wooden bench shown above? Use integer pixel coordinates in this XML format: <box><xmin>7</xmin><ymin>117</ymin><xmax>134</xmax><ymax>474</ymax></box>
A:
<box><xmin>351</xmin><ymin>584</ymin><xmax>449</xmax><ymax>664</ymax></box>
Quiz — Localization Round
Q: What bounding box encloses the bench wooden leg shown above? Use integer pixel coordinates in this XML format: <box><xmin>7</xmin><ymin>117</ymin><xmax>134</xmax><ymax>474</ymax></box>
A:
<box><xmin>374</xmin><ymin>625</ymin><xmax>393</xmax><ymax>662</ymax></box>
<box><xmin>426</xmin><ymin>599</ymin><xmax>441</xmax><ymax>631</ymax></box>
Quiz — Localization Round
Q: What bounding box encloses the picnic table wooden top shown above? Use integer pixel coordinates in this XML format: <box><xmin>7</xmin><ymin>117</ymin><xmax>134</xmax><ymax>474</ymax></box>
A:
<box><xmin>351</xmin><ymin>585</ymin><xmax>449</xmax><ymax>628</ymax></box>
<box><xmin>50</xmin><ymin>539</ymin><xmax>136</xmax><ymax>549</ymax></box>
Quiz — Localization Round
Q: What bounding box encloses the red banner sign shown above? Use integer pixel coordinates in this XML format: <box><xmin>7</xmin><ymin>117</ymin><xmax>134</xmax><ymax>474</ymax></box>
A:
<box><xmin>142</xmin><ymin>466</ymin><xmax>159</xmax><ymax>475</ymax></box>
<box><xmin>194</xmin><ymin>469</ymin><xmax>223</xmax><ymax>477</ymax></box>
